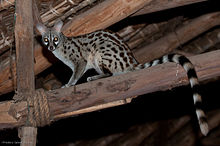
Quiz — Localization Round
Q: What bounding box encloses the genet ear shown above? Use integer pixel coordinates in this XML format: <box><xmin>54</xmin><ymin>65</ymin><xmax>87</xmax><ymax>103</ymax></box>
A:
<box><xmin>53</xmin><ymin>20</ymin><xmax>63</xmax><ymax>32</ymax></box>
<box><xmin>36</xmin><ymin>23</ymin><xmax>47</xmax><ymax>35</ymax></box>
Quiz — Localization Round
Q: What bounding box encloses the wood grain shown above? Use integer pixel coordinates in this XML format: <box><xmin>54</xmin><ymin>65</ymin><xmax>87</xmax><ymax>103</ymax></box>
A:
<box><xmin>132</xmin><ymin>0</ymin><xmax>208</xmax><ymax>17</ymax></box>
<box><xmin>0</xmin><ymin>0</ymin><xmax>153</xmax><ymax>96</ymax></box>
<box><xmin>1</xmin><ymin>50</ymin><xmax>220</xmax><ymax>129</ymax></box>
<box><xmin>62</xmin><ymin>0</ymin><xmax>153</xmax><ymax>36</ymax></box>
<box><xmin>0</xmin><ymin>0</ymin><xmax>217</xmax><ymax>96</ymax></box>
<box><xmin>15</xmin><ymin>0</ymin><xmax>35</xmax><ymax>94</ymax></box>
<box><xmin>14</xmin><ymin>0</ymin><xmax>37</xmax><ymax>145</ymax></box>
<box><xmin>134</xmin><ymin>12</ymin><xmax>220</xmax><ymax>63</ymax></box>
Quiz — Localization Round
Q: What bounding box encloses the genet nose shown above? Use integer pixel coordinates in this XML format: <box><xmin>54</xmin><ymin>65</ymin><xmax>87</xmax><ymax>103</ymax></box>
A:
<box><xmin>49</xmin><ymin>46</ymin><xmax>54</xmax><ymax>51</ymax></box>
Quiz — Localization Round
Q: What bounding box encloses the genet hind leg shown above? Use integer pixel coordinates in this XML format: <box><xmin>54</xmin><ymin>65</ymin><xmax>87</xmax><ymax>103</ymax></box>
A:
<box><xmin>87</xmin><ymin>60</ymin><xmax>112</xmax><ymax>82</ymax></box>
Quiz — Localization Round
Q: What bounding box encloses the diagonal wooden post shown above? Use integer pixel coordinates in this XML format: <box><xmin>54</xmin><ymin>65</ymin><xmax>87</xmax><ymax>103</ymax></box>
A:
<box><xmin>14</xmin><ymin>0</ymin><xmax>37</xmax><ymax>146</ymax></box>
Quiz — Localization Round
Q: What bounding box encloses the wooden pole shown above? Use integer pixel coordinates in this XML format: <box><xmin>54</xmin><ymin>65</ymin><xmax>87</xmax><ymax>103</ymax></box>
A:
<box><xmin>14</xmin><ymin>0</ymin><xmax>37</xmax><ymax>146</ymax></box>
<box><xmin>0</xmin><ymin>50</ymin><xmax>220</xmax><ymax>129</ymax></box>
<box><xmin>133</xmin><ymin>12</ymin><xmax>220</xmax><ymax>63</ymax></box>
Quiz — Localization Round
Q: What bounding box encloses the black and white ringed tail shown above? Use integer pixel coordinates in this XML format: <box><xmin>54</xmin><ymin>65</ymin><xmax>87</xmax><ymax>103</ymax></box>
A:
<box><xmin>136</xmin><ymin>54</ymin><xmax>209</xmax><ymax>136</ymax></box>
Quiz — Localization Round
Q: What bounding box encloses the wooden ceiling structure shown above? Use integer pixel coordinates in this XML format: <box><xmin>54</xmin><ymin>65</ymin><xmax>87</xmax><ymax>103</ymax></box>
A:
<box><xmin>0</xmin><ymin>0</ymin><xmax>220</xmax><ymax>145</ymax></box>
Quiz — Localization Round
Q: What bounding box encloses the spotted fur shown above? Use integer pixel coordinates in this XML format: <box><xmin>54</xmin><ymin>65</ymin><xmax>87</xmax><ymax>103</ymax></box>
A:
<box><xmin>36</xmin><ymin>21</ymin><xmax>208</xmax><ymax>136</ymax></box>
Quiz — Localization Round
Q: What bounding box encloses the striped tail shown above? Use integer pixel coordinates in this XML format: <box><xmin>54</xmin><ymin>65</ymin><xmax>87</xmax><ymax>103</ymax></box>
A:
<box><xmin>137</xmin><ymin>54</ymin><xmax>209</xmax><ymax>136</ymax></box>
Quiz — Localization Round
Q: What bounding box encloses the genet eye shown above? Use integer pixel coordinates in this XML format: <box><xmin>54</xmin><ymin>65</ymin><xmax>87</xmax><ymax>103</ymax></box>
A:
<box><xmin>44</xmin><ymin>38</ymin><xmax>48</xmax><ymax>42</ymax></box>
<box><xmin>54</xmin><ymin>37</ymin><xmax>58</xmax><ymax>41</ymax></box>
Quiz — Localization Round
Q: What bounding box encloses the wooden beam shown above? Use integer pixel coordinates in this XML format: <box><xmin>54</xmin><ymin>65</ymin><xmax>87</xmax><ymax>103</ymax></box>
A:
<box><xmin>132</xmin><ymin>0</ymin><xmax>208</xmax><ymax>17</ymax></box>
<box><xmin>109</xmin><ymin>122</ymin><xmax>158</xmax><ymax>146</ymax></box>
<box><xmin>15</xmin><ymin>2</ymin><xmax>35</xmax><ymax>94</ymax></box>
<box><xmin>0</xmin><ymin>0</ymin><xmax>208</xmax><ymax>18</ymax></box>
<box><xmin>0</xmin><ymin>43</ymin><xmax>52</xmax><ymax>95</ymax></box>
<box><xmin>0</xmin><ymin>0</ymin><xmax>210</xmax><ymax>54</ymax></box>
<box><xmin>1</xmin><ymin>50</ymin><xmax>220</xmax><ymax>129</ymax></box>
<box><xmin>133</xmin><ymin>12</ymin><xmax>220</xmax><ymax>63</ymax></box>
<box><xmin>14</xmin><ymin>0</ymin><xmax>37</xmax><ymax>145</ymax></box>
<box><xmin>0</xmin><ymin>0</ymin><xmax>153</xmax><ymax>96</ymax></box>
<box><xmin>0</xmin><ymin>1</ymin><xmax>219</xmax><ymax>96</ymax></box>
<box><xmin>62</xmin><ymin>0</ymin><xmax>153</xmax><ymax>36</ymax></box>
<box><xmin>167</xmin><ymin>109</ymin><xmax>220</xmax><ymax>146</ymax></box>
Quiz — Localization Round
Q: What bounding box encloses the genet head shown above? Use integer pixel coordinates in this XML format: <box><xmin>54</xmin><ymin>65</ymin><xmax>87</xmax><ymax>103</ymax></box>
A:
<box><xmin>36</xmin><ymin>21</ymin><xmax>63</xmax><ymax>51</ymax></box>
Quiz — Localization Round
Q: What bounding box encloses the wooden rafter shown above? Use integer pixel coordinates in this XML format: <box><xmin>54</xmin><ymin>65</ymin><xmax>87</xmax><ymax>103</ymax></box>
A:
<box><xmin>133</xmin><ymin>12</ymin><xmax>220</xmax><ymax>63</ymax></box>
<box><xmin>0</xmin><ymin>50</ymin><xmax>220</xmax><ymax>130</ymax></box>
<box><xmin>0</xmin><ymin>0</ymin><xmax>219</xmax><ymax>145</ymax></box>
<box><xmin>62</xmin><ymin>0</ymin><xmax>153</xmax><ymax>36</ymax></box>
<box><xmin>0</xmin><ymin>0</ymin><xmax>152</xmax><ymax>96</ymax></box>
<box><xmin>0</xmin><ymin>4</ymin><xmax>220</xmax><ymax>96</ymax></box>
<box><xmin>0</xmin><ymin>0</ymin><xmax>210</xmax><ymax>55</ymax></box>
<box><xmin>131</xmin><ymin>0</ymin><xmax>208</xmax><ymax>17</ymax></box>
